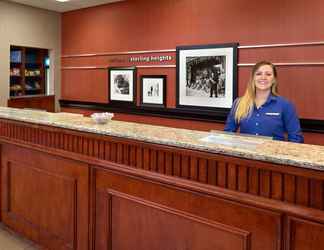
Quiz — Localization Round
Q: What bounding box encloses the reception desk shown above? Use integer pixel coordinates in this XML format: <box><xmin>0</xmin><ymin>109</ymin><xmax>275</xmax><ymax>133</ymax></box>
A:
<box><xmin>0</xmin><ymin>107</ymin><xmax>324</xmax><ymax>250</ymax></box>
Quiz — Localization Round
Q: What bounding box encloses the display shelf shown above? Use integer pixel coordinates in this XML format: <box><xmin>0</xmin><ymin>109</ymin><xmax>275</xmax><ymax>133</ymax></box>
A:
<box><xmin>9</xmin><ymin>45</ymin><xmax>48</xmax><ymax>97</ymax></box>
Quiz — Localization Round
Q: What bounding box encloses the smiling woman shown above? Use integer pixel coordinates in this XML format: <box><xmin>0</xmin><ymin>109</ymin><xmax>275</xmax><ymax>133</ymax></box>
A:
<box><xmin>224</xmin><ymin>61</ymin><xmax>304</xmax><ymax>143</ymax></box>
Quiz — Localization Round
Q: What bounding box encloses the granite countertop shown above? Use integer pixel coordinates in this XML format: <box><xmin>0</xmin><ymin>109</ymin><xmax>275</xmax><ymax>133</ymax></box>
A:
<box><xmin>0</xmin><ymin>107</ymin><xmax>324</xmax><ymax>171</ymax></box>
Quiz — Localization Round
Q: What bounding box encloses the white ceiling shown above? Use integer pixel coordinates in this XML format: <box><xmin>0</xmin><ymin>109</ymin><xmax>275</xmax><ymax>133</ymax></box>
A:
<box><xmin>7</xmin><ymin>0</ymin><xmax>125</xmax><ymax>12</ymax></box>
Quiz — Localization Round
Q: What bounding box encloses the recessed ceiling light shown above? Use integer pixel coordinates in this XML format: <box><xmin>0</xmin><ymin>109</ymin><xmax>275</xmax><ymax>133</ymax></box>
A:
<box><xmin>56</xmin><ymin>0</ymin><xmax>70</xmax><ymax>2</ymax></box>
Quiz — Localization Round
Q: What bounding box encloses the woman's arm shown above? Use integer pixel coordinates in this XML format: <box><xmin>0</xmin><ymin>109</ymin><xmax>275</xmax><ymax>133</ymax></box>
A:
<box><xmin>283</xmin><ymin>101</ymin><xmax>304</xmax><ymax>143</ymax></box>
<box><xmin>224</xmin><ymin>100</ymin><xmax>239</xmax><ymax>132</ymax></box>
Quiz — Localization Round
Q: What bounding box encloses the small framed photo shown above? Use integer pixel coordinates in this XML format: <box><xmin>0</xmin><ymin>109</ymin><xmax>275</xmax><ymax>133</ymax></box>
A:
<box><xmin>108</xmin><ymin>67</ymin><xmax>136</xmax><ymax>104</ymax></box>
<box><xmin>140</xmin><ymin>75</ymin><xmax>166</xmax><ymax>108</ymax></box>
<box><xmin>176</xmin><ymin>43</ymin><xmax>238</xmax><ymax>113</ymax></box>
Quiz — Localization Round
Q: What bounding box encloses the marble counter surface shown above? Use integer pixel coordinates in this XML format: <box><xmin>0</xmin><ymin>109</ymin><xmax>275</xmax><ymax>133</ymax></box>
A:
<box><xmin>0</xmin><ymin>107</ymin><xmax>324</xmax><ymax>171</ymax></box>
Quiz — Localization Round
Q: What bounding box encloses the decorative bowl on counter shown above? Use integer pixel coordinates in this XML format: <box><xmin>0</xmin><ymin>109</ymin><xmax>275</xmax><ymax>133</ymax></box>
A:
<box><xmin>90</xmin><ymin>112</ymin><xmax>114</xmax><ymax>124</ymax></box>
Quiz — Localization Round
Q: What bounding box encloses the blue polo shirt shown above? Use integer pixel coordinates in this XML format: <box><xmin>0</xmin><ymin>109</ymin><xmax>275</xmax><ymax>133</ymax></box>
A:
<box><xmin>224</xmin><ymin>95</ymin><xmax>304</xmax><ymax>143</ymax></box>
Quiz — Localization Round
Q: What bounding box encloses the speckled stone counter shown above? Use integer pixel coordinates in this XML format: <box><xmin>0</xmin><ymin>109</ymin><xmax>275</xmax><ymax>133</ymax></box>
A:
<box><xmin>0</xmin><ymin>107</ymin><xmax>324</xmax><ymax>171</ymax></box>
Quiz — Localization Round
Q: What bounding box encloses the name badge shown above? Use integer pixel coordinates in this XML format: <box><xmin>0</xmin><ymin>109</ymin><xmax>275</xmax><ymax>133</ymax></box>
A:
<box><xmin>265</xmin><ymin>112</ymin><xmax>280</xmax><ymax>116</ymax></box>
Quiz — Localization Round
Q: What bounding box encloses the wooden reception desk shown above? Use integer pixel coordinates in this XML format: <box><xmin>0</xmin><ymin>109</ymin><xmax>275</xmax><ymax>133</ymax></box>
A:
<box><xmin>0</xmin><ymin>107</ymin><xmax>324</xmax><ymax>250</ymax></box>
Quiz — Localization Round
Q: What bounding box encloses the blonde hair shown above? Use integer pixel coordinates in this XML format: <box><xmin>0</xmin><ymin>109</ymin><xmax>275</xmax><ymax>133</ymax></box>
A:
<box><xmin>234</xmin><ymin>61</ymin><xmax>279</xmax><ymax>122</ymax></box>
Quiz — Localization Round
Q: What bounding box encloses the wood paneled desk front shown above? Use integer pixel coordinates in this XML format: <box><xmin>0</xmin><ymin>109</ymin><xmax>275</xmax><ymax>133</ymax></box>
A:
<box><xmin>0</xmin><ymin>107</ymin><xmax>324</xmax><ymax>250</ymax></box>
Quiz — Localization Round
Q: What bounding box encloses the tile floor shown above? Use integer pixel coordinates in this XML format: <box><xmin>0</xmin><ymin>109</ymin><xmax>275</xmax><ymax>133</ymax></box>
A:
<box><xmin>0</xmin><ymin>223</ymin><xmax>40</xmax><ymax>250</ymax></box>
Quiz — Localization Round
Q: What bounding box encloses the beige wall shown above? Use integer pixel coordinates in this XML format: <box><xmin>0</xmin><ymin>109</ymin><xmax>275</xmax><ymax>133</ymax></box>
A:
<box><xmin>0</xmin><ymin>1</ymin><xmax>61</xmax><ymax>109</ymax></box>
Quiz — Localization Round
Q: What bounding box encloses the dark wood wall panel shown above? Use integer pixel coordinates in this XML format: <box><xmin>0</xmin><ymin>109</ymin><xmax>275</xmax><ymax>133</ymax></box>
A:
<box><xmin>150</xmin><ymin>149</ymin><xmax>157</xmax><ymax>172</ymax></box>
<box><xmin>239</xmin><ymin>66</ymin><xmax>324</xmax><ymax>119</ymax></box>
<box><xmin>271</xmin><ymin>172</ymin><xmax>284</xmax><ymax>200</ymax></box>
<box><xmin>2</xmin><ymin>119</ymin><xmax>324</xmax><ymax>249</ymax></box>
<box><xmin>239</xmin><ymin>46</ymin><xmax>324</xmax><ymax>63</ymax></box>
<box><xmin>7</xmin><ymin>161</ymin><xmax>76</xmax><ymax>244</ymax></box>
<box><xmin>8</xmin><ymin>95</ymin><xmax>55</xmax><ymax>113</ymax></box>
<box><xmin>296</xmin><ymin>176</ymin><xmax>310</xmax><ymax>207</ymax></box>
<box><xmin>159</xmin><ymin>151</ymin><xmax>166</xmax><ymax>174</ymax></box>
<box><xmin>259</xmin><ymin>170</ymin><xmax>270</xmax><ymax>198</ymax></box>
<box><xmin>188</xmin><ymin>156</ymin><xmax>196</xmax><ymax>181</ymax></box>
<box><xmin>248</xmin><ymin>167</ymin><xmax>260</xmax><ymax>195</ymax></box>
<box><xmin>0</xmin><ymin>144</ymin><xmax>89</xmax><ymax>250</ymax></box>
<box><xmin>61</xmin><ymin>69</ymin><xmax>108</xmax><ymax>103</ymax></box>
<box><xmin>227</xmin><ymin>163</ymin><xmax>237</xmax><ymax>190</ymax></box>
<box><xmin>61</xmin><ymin>53</ymin><xmax>324</xmax><ymax>120</ymax></box>
<box><xmin>217</xmin><ymin>162</ymin><xmax>228</xmax><ymax>188</ymax></box>
<box><xmin>110</xmin><ymin>191</ymin><xmax>249</xmax><ymax>250</ymax></box>
<box><xmin>62</xmin><ymin>0</ymin><xmax>324</xmax><ymax>54</ymax></box>
<box><xmin>2</xmin><ymin>119</ymin><xmax>324</xmax><ymax>213</ymax></box>
<box><xmin>309</xmin><ymin>179</ymin><xmax>324</xmax><ymax>210</ymax></box>
<box><xmin>284</xmin><ymin>174</ymin><xmax>296</xmax><ymax>203</ymax></box>
<box><xmin>238</xmin><ymin>166</ymin><xmax>249</xmax><ymax>193</ymax></box>
<box><xmin>61</xmin><ymin>0</ymin><xmax>324</xmax><ymax>130</ymax></box>
<box><xmin>61</xmin><ymin>67</ymin><xmax>177</xmax><ymax>108</ymax></box>
<box><xmin>94</xmin><ymin>190</ymin><xmax>110</xmax><ymax>250</ymax></box>
<box><xmin>142</xmin><ymin>148</ymin><xmax>149</xmax><ymax>170</ymax></box>
<box><xmin>95</xmin><ymin>168</ymin><xmax>283</xmax><ymax>250</ymax></box>
<box><xmin>287</xmin><ymin>217</ymin><xmax>324</xmax><ymax>250</ymax></box>
<box><xmin>162</xmin><ymin>151</ymin><xmax>170</xmax><ymax>175</ymax></box>
<box><xmin>207</xmin><ymin>159</ymin><xmax>217</xmax><ymax>185</ymax></box>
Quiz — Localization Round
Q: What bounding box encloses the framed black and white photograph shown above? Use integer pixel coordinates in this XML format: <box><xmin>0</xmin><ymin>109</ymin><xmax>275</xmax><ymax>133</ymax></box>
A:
<box><xmin>108</xmin><ymin>67</ymin><xmax>136</xmax><ymax>104</ymax></box>
<box><xmin>176</xmin><ymin>43</ymin><xmax>238</xmax><ymax>113</ymax></box>
<box><xmin>140</xmin><ymin>75</ymin><xmax>166</xmax><ymax>108</ymax></box>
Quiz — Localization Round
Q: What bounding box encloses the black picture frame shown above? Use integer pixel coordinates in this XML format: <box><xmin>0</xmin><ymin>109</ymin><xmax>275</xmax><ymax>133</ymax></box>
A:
<box><xmin>108</xmin><ymin>67</ymin><xmax>136</xmax><ymax>105</ymax></box>
<box><xmin>140</xmin><ymin>75</ymin><xmax>166</xmax><ymax>108</ymax></box>
<box><xmin>176</xmin><ymin>43</ymin><xmax>238</xmax><ymax>114</ymax></box>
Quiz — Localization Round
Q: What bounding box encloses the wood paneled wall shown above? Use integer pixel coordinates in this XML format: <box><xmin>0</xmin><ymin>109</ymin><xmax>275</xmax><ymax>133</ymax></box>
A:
<box><xmin>8</xmin><ymin>95</ymin><xmax>55</xmax><ymax>112</ymax></box>
<box><xmin>61</xmin><ymin>0</ymin><xmax>324</xmax><ymax>124</ymax></box>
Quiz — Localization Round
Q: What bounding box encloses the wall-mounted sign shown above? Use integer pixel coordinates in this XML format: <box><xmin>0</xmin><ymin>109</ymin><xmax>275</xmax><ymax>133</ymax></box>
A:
<box><xmin>129</xmin><ymin>55</ymin><xmax>173</xmax><ymax>63</ymax></box>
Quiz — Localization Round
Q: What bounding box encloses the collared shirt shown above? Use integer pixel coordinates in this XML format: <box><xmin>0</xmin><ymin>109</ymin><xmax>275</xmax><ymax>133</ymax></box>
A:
<box><xmin>224</xmin><ymin>95</ymin><xmax>304</xmax><ymax>143</ymax></box>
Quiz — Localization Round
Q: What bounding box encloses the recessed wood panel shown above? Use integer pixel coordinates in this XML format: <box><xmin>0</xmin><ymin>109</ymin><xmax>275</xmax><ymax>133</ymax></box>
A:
<box><xmin>238</xmin><ymin>165</ymin><xmax>249</xmax><ymax>193</ymax></box>
<box><xmin>207</xmin><ymin>159</ymin><xmax>217</xmax><ymax>185</ymax></box>
<box><xmin>309</xmin><ymin>179</ymin><xmax>324</xmax><ymax>210</ymax></box>
<box><xmin>271</xmin><ymin>172</ymin><xmax>283</xmax><ymax>200</ymax></box>
<box><xmin>284</xmin><ymin>174</ymin><xmax>296</xmax><ymax>203</ymax></box>
<box><xmin>61</xmin><ymin>69</ymin><xmax>108</xmax><ymax>103</ymax></box>
<box><xmin>1</xmin><ymin>144</ymin><xmax>89</xmax><ymax>250</ymax></box>
<box><xmin>248</xmin><ymin>167</ymin><xmax>260</xmax><ymax>195</ymax></box>
<box><xmin>287</xmin><ymin>217</ymin><xmax>324</xmax><ymax>250</ymax></box>
<box><xmin>296</xmin><ymin>176</ymin><xmax>310</xmax><ymax>206</ymax></box>
<box><xmin>260</xmin><ymin>169</ymin><xmax>271</xmax><ymax>198</ymax></box>
<box><xmin>173</xmin><ymin>153</ymin><xmax>181</xmax><ymax>177</ymax></box>
<box><xmin>96</xmin><ymin>168</ymin><xmax>283</xmax><ymax>250</ymax></box>
<box><xmin>157</xmin><ymin>150</ymin><xmax>165</xmax><ymax>174</ymax></box>
<box><xmin>228</xmin><ymin>163</ymin><xmax>238</xmax><ymax>190</ymax></box>
<box><xmin>197</xmin><ymin>158</ymin><xmax>207</xmax><ymax>183</ymax></box>
<box><xmin>149</xmin><ymin>149</ymin><xmax>157</xmax><ymax>172</ymax></box>
<box><xmin>217</xmin><ymin>161</ymin><xmax>227</xmax><ymax>188</ymax></box>
<box><xmin>7</xmin><ymin>95</ymin><xmax>55</xmax><ymax>113</ymax></box>
<box><xmin>109</xmin><ymin>191</ymin><xmax>250</xmax><ymax>250</ymax></box>
<box><xmin>6</xmin><ymin>161</ymin><xmax>75</xmax><ymax>244</ymax></box>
